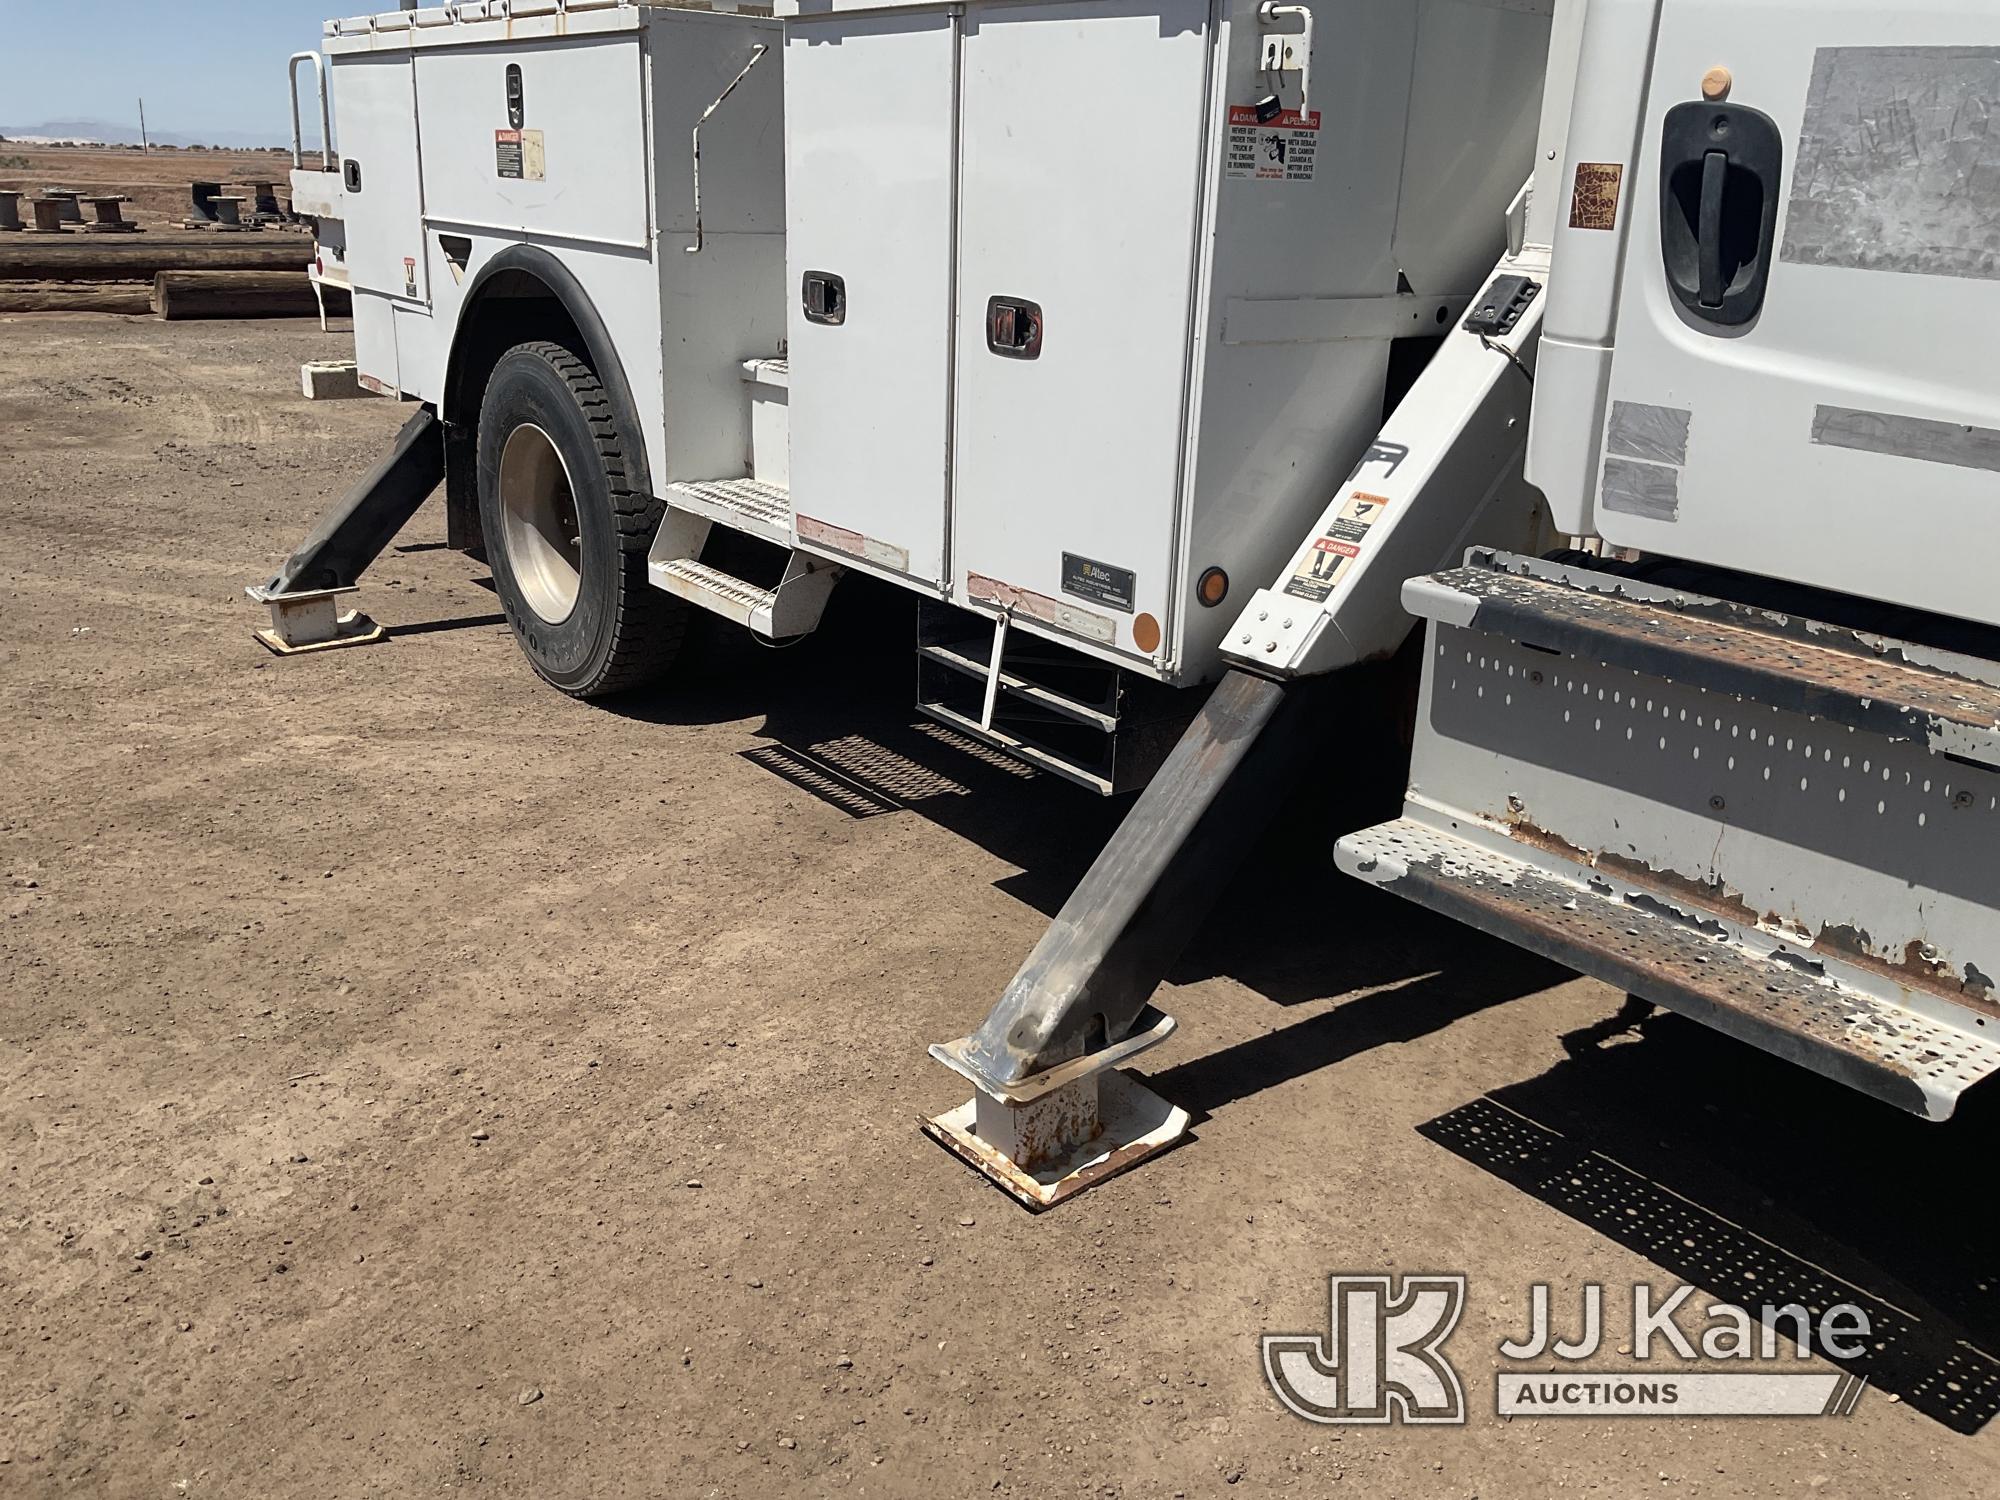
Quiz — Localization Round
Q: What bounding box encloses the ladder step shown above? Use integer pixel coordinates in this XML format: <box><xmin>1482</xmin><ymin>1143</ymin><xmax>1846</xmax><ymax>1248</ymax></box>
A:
<box><xmin>918</xmin><ymin>640</ymin><xmax>1119</xmax><ymax>731</ymax></box>
<box><xmin>918</xmin><ymin>700</ymin><xmax>1115</xmax><ymax>795</ymax></box>
<box><xmin>1406</xmin><ymin>550</ymin><xmax>2000</xmax><ymax>768</ymax></box>
<box><xmin>665</xmin><ymin>477</ymin><xmax>794</xmax><ymax>548</ymax></box>
<box><xmin>1337</xmin><ymin>818</ymin><xmax>2000</xmax><ymax>1121</ymax></box>
<box><xmin>649</xmin><ymin>556</ymin><xmax>779</xmax><ymax>631</ymax></box>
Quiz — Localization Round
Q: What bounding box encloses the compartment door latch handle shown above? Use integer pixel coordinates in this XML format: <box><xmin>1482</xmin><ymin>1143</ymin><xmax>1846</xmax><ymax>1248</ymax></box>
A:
<box><xmin>986</xmin><ymin>296</ymin><xmax>1043</xmax><ymax>359</ymax></box>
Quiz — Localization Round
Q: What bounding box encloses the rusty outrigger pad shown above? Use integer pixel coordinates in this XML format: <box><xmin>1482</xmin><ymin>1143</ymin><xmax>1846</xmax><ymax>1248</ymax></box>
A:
<box><xmin>922</xmin><ymin>1069</ymin><xmax>1189</xmax><ymax>1211</ymax></box>
<box><xmin>927</xmin><ymin>1008</ymin><xmax>1188</xmax><ymax>1209</ymax></box>
<box><xmin>1338</xmin><ymin>820</ymin><xmax>2000</xmax><ymax>1121</ymax></box>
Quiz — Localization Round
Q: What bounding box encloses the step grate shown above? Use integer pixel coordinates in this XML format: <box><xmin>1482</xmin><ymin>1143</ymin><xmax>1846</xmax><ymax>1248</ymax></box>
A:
<box><xmin>665</xmin><ymin>477</ymin><xmax>793</xmax><ymax>546</ymax></box>
<box><xmin>1339</xmin><ymin>818</ymin><xmax>2000</xmax><ymax>1120</ymax></box>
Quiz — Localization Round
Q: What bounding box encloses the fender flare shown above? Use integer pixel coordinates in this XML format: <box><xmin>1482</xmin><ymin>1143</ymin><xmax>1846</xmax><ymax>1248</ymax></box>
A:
<box><xmin>443</xmin><ymin>243</ymin><xmax>655</xmax><ymax>497</ymax></box>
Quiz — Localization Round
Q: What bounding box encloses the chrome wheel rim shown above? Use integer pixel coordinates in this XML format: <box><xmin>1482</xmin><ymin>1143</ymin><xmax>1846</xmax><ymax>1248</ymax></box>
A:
<box><xmin>497</xmin><ymin>422</ymin><xmax>582</xmax><ymax>625</ymax></box>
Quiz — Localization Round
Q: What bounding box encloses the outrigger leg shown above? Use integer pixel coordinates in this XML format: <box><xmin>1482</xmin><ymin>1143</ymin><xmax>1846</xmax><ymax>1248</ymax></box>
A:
<box><xmin>247</xmin><ymin>406</ymin><xmax>445</xmax><ymax>653</ymax></box>
<box><xmin>925</xmin><ymin>669</ymin><xmax>1335</xmax><ymax>1207</ymax></box>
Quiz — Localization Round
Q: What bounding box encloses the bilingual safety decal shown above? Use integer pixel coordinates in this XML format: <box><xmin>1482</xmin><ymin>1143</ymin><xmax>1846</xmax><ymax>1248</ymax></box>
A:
<box><xmin>1226</xmin><ymin>106</ymin><xmax>1319</xmax><ymax>183</ymax></box>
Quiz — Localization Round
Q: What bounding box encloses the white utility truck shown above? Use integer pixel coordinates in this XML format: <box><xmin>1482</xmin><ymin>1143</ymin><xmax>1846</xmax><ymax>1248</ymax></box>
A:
<box><xmin>262</xmin><ymin>0</ymin><xmax>2000</xmax><ymax>1206</ymax></box>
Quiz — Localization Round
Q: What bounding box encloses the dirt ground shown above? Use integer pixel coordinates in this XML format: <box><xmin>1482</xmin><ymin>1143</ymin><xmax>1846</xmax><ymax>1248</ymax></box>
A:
<box><xmin>2</xmin><ymin>312</ymin><xmax>1996</xmax><ymax>1497</ymax></box>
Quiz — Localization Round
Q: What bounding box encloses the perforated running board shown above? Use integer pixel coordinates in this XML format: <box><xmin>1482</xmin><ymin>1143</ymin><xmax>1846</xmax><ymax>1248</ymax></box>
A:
<box><xmin>1338</xmin><ymin>818</ymin><xmax>2000</xmax><ymax>1120</ymax></box>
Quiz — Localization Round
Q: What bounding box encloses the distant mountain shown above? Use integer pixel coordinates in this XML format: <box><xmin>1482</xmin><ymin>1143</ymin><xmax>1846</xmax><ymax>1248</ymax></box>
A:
<box><xmin>0</xmin><ymin>119</ymin><xmax>283</xmax><ymax>149</ymax></box>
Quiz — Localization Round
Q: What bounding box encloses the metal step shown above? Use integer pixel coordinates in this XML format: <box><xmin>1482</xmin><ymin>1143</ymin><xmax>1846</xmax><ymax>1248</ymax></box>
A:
<box><xmin>664</xmin><ymin>477</ymin><xmax>794</xmax><ymax>548</ymax></box>
<box><xmin>914</xmin><ymin>608</ymin><xmax>1193</xmax><ymax>795</ymax></box>
<box><xmin>649</xmin><ymin>556</ymin><xmax>778</xmax><ymax>631</ymax></box>
<box><xmin>1408</xmin><ymin>550</ymin><xmax>2000</xmax><ymax>769</ymax></box>
<box><xmin>918</xmin><ymin>700</ymin><xmax>1115</xmax><ymax>795</ymax></box>
<box><xmin>1337</xmin><ymin>818</ymin><xmax>2000</xmax><ymax>1121</ymax></box>
<box><xmin>918</xmin><ymin>640</ymin><xmax>1120</xmax><ymax>732</ymax></box>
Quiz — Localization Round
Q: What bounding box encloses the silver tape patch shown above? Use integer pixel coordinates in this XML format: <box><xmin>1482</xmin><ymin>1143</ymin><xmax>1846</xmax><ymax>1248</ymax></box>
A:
<box><xmin>1606</xmin><ymin>401</ymin><xmax>1691</xmax><ymax>466</ymax></box>
<box><xmin>1783</xmin><ymin>46</ymin><xmax>2000</xmax><ymax>282</ymax></box>
<box><xmin>1812</xmin><ymin>405</ymin><xmax>2000</xmax><ymax>475</ymax></box>
<box><xmin>1600</xmin><ymin>458</ymin><xmax>1681</xmax><ymax>522</ymax></box>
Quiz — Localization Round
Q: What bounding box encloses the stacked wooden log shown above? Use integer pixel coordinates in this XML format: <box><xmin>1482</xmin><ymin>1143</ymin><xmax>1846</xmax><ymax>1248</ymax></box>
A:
<box><xmin>0</xmin><ymin>236</ymin><xmax>348</xmax><ymax>319</ymax></box>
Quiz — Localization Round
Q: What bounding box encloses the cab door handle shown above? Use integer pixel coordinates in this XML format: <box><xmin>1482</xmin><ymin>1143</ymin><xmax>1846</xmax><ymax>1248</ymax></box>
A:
<box><xmin>1660</xmin><ymin>101</ymin><xmax>1783</xmax><ymax>328</ymax></box>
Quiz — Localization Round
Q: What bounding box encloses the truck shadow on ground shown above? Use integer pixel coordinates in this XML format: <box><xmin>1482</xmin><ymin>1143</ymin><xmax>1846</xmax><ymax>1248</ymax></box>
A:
<box><xmin>1421</xmin><ymin>1009</ymin><xmax>2000</xmax><ymax>1434</ymax></box>
<box><xmin>605</xmin><ymin>572</ymin><xmax>1556</xmax><ymax>1007</ymax></box>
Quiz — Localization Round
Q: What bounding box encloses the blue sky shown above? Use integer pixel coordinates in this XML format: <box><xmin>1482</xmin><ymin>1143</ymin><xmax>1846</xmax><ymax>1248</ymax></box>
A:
<box><xmin>0</xmin><ymin>0</ymin><xmax>339</xmax><ymax>141</ymax></box>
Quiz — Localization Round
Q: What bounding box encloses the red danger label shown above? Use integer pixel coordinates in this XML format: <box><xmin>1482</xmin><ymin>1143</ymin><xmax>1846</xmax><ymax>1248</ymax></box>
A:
<box><xmin>1226</xmin><ymin>106</ymin><xmax>1321</xmax><ymax>130</ymax></box>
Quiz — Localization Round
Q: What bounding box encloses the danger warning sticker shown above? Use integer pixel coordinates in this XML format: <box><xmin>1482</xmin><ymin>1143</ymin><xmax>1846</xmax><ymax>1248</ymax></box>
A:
<box><xmin>1226</xmin><ymin>105</ymin><xmax>1319</xmax><ymax>183</ymax></box>
<box><xmin>495</xmin><ymin>128</ymin><xmax>546</xmax><ymax>182</ymax></box>
<box><xmin>1284</xmin><ymin>492</ymin><xmax>1391</xmax><ymax>603</ymax></box>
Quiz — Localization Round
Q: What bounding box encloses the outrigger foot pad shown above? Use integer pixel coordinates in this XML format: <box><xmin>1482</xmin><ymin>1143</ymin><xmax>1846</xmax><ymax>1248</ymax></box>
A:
<box><xmin>246</xmin><ymin>583</ymin><xmax>385</xmax><ymax>654</ymax></box>
<box><xmin>243</xmin><ymin>406</ymin><xmax>445</xmax><ymax>656</ymax></box>
<box><xmin>923</xmin><ymin>1007</ymin><xmax>1189</xmax><ymax>1209</ymax></box>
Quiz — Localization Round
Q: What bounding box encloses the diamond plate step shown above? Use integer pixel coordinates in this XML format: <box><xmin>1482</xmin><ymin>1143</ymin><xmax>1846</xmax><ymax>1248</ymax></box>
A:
<box><xmin>1337</xmin><ymin>818</ymin><xmax>2000</xmax><ymax>1120</ymax></box>
<box><xmin>649</xmin><ymin>556</ymin><xmax>778</xmax><ymax>632</ymax></box>
<box><xmin>665</xmin><ymin>477</ymin><xmax>793</xmax><ymax>548</ymax></box>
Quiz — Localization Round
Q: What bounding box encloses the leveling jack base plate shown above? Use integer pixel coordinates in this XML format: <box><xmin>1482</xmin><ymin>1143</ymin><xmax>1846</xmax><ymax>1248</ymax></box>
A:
<box><xmin>255</xmin><ymin>613</ymin><xmax>384</xmax><ymax>655</ymax></box>
<box><xmin>922</xmin><ymin>1069</ymin><xmax>1189</xmax><ymax>1211</ymax></box>
<box><xmin>247</xmin><ymin>583</ymin><xmax>386</xmax><ymax>655</ymax></box>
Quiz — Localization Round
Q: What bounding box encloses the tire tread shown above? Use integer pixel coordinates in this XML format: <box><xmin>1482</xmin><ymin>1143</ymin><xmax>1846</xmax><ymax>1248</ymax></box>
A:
<box><xmin>496</xmin><ymin>339</ymin><xmax>683</xmax><ymax>698</ymax></box>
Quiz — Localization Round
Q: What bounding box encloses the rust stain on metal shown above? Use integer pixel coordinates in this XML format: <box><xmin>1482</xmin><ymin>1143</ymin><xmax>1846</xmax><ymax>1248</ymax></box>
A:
<box><xmin>1504</xmin><ymin>815</ymin><xmax>1764</xmax><ymax>929</ymax></box>
<box><xmin>1502</xmin><ymin>814</ymin><xmax>2000</xmax><ymax>1017</ymax></box>
<box><xmin>965</xmin><ymin>572</ymin><xmax>1118</xmax><ymax>647</ymax></box>
<box><xmin>919</xmin><ymin>1109</ymin><xmax>1167</xmax><ymax>1212</ymax></box>
<box><xmin>1002</xmin><ymin>1087</ymin><xmax>1102</xmax><ymax>1173</ymax></box>
<box><xmin>1462</xmin><ymin>565</ymin><xmax>2000</xmax><ymax>739</ymax></box>
<box><xmin>1596</xmin><ymin>850</ymin><xmax>1765</xmax><ymax>929</ymax></box>
<box><xmin>1504</xmin><ymin>814</ymin><xmax>1595</xmax><ymax>867</ymax></box>
<box><xmin>1384</xmin><ymin>855</ymin><xmax>1930</xmax><ymax>1091</ymax></box>
<box><xmin>1814</xmin><ymin>923</ymin><xmax>2000</xmax><ymax>1019</ymax></box>
<box><xmin>1569</xmin><ymin>163</ymin><xmax>1624</xmax><ymax>231</ymax></box>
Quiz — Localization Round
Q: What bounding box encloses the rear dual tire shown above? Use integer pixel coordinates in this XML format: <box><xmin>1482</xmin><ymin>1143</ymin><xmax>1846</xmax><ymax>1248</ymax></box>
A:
<box><xmin>476</xmin><ymin>340</ymin><xmax>683</xmax><ymax>697</ymax></box>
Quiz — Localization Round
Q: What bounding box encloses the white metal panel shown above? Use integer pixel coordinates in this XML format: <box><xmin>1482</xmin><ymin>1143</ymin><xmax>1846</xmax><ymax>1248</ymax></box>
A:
<box><xmin>652</xmin><ymin>11</ymin><xmax>791</xmax><ymax>484</ymax></box>
<box><xmin>351</xmin><ymin>291</ymin><xmax>401</xmax><ymax>393</ymax></box>
<box><xmin>783</xmin><ymin>10</ymin><xmax>956</xmax><ymax>585</ymax></box>
<box><xmin>1526</xmin><ymin>0</ymin><xmax>1666</xmax><ymax>532</ymax></box>
<box><xmin>1177</xmin><ymin>0</ymin><xmax>1548</xmax><ymax>682</ymax></box>
<box><xmin>1594</xmin><ymin>0</ymin><xmax>2000</xmax><ymax>627</ymax></box>
<box><xmin>329</xmin><ymin>54</ymin><xmax>429</xmax><ymax>301</ymax></box>
<box><xmin>415</xmin><ymin>34</ymin><xmax>650</xmax><ymax>249</ymax></box>
<box><xmin>392</xmin><ymin>304</ymin><xmax>443</xmax><ymax>404</ymax></box>
<box><xmin>950</xmin><ymin>0</ymin><xmax>1213</xmax><ymax>665</ymax></box>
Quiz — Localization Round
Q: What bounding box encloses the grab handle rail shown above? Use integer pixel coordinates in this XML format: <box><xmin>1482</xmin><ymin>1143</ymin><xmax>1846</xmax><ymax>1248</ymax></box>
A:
<box><xmin>288</xmin><ymin>52</ymin><xmax>333</xmax><ymax>171</ymax></box>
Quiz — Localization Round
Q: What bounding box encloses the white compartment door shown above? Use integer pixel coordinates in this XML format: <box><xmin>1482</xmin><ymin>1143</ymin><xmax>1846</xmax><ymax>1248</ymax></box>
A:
<box><xmin>415</xmin><ymin>35</ymin><xmax>650</xmax><ymax>251</ymax></box>
<box><xmin>785</xmin><ymin>12</ymin><xmax>957</xmax><ymax>586</ymax></box>
<box><xmin>950</xmin><ymin>0</ymin><xmax>1212</xmax><ymax>664</ymax></box>
<box><xmin>1596</xmin><ymin>2</ymin><xmax>2000</xmax><ymax>627</ymax></box>
<box><xmin>330</xmin><ymin>54</ymin><xmax>428</xmax><ymax>303</ymax></box>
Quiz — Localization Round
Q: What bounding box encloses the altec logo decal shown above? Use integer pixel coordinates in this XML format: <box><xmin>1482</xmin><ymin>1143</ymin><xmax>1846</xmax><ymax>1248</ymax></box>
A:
<box><xmin>1264</xmin><ymin>1277</ymin><xmax>1871</xmax><ymax>1424</ymax></box>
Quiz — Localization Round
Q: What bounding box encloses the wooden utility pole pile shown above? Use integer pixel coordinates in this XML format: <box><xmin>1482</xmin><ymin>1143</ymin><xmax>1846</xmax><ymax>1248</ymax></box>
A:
<box><xmin>0</xmin><ymin>238</ymin><xmax>347</xmax><ymax>319</ymax></box>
